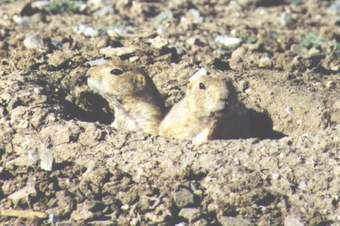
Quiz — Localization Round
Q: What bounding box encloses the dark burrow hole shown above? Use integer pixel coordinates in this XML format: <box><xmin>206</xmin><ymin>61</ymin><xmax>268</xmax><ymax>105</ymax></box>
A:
<box><xmin>35</xmin><ymin>78</ymin><xmax>114</xmax><ymax>124</ymax></box>
<box><xmin>247</xmin><ymin>109</ymin><xmax>286</xmax><ymax>140</ymax></box>
<box><xmin>62</xmin><ymin>92</ymin><xmax>114</xmax><ymax>124</ymax></box>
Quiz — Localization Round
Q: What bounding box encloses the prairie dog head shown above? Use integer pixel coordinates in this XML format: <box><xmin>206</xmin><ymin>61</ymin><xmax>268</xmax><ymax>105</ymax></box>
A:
<box><xmin>87</xmin><ymin>61</ymin><xmax>147</xmax><ymax>99</ymax></box>
<box><xmin>186</xmin><ymin>70</ymin><xmax>232</xmax><ymax>118</ymax></box>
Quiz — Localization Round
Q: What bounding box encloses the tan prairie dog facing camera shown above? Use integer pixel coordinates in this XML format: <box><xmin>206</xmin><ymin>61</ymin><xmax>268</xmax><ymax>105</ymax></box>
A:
<box><xmin>87</xmin><ymin>60</ymin><xmax>165</xmax><ymax>135</ymax></box>
<box><xmin>159</xmin><ymin>68</ymin><xmax>250</xmax><ymax>144</ymax></box>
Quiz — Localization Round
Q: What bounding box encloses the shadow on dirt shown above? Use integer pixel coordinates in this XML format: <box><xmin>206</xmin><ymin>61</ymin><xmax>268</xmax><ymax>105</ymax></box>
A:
<box><xmin>61</xmin><ymin>92</ymin><xmax>114</xmax><ymax>124</ymax></box>
<box><xmin>247</xmin><ymin>109</ymin><xmax>286</xmax><ymax>139</ymax></box>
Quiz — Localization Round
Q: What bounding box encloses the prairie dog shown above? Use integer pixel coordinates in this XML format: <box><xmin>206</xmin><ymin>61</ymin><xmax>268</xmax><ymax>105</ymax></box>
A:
<box><xmin>159</xmin><ymin>69</ymin><xmax>234</xmax><ymax>144</ymax></box>
<box><xmin>87</xmin><ymin>60</ymin><xmax>165</xmax><ymax>135</ymax></box>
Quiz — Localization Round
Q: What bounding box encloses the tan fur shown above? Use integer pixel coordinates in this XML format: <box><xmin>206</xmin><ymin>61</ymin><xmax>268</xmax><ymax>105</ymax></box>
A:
<box><xmin>159</xmin><ymin>73</ymin><xmax>233</xmax><ymax>143</ymax></box>
<box><xmin>87</xmin><ymin>60</ymin><xmax>165</xmax><ymax>135</ymax></box>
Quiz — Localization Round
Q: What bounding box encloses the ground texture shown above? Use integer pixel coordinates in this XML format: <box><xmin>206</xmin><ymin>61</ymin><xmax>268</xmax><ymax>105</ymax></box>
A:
<box><xmin>0</xmin><ymin>0</ymin><xmax>339</xmax><ymax>225</ymax></box>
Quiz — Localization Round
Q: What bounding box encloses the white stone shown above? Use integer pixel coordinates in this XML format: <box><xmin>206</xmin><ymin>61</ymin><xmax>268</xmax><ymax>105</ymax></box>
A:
<box><xmin>215</xmin><ymin>35</ymin><xmax>242</xmax><ymax>48</ymax></box>
<box><xmin>74</xmin><ymin>24</ymin><xmax>98</xmax><ymax>37</ymax></box>
<box><xmin>100</xmin><ymin>46</ymin><xmax>137</xmax><ymax>57</ymax></box>
<box><xmin>284</xmin><ymin>215</ymin><xmax>304</xmax><ymax>226</ymax></box>
<box><xmin>23</xmin><ymin>35</ymin><xmax>44</xmax><ymax>49</ymax></box>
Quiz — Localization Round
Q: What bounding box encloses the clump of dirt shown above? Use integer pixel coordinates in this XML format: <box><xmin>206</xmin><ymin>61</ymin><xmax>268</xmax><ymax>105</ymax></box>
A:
<box><xmin>0</xmin><ymin>0</ymin><xmax>339</xmax><ymax>225</ymax></box>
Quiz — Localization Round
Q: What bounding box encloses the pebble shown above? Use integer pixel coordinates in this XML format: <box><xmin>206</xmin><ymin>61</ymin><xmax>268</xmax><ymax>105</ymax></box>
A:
<box><xmin>12</xmin><ymin>15</ymin><xmax>30</xmax><ymax>25</ymax></box>
<box><xmin>181</xmin><ymin>9</ymin><xmax>203</xmax><ymax>25</ymax></box>
<box><xmin>258</xmin><ymin>56</ymin><xmax>272</xmax><ymax>68</ymax></box>
<box><xmin>31</xmin><ymin>0</ymin><xmax>50</xmax><ymax>10</ymax></box>
<box><xmin>100</xmin><ymin>46</ymin><xmax>137</xmax><ymax>57</ymax></box>
<box><xmin>74</xmin><ymin>24</ymin><xmax>99</xmax><ymax>37</ymax></box>
<box><xmin>47</xmin><ymin>50</ymin><xmax>73</xmax><ymax>67</ymax></box>
<box><xmin>284</xmin><ymin>215</ymin><xmax>304</xmax><ymax>226</ymax></box>
<box><xmin>106</xmin><ymin>26</ymin><xmax>129</xmax><ymax>37</ymax></box>
<box><xmin>327</xmin><ymin>1</ymin><xmax>340</xmax><ymax>14</ymax></box>
<box><xmin>27</xmin><ymin>149</ymin><xmax>39</xmax><ymax>166</ymax></box>
<box><xmin>86</xmin><ymin>58</ymin><xmax>107</xmax><ymax>66</ymax></box>
<box><xmin>87</xmin><ymin>0</ymin><xmax>105</xmax><ymax>10</ymax></box>
<box><xmin>8</xmin><ymin>184</ymin><xmax>36</xmax><ymax>206</ymax></box>
<box><xmin>308</xmin><ymin>47</ymin><xmax>320</xmax><ymax>57</ymax></box>
<box><xmin>71</xmin><ymin>204</ymin><xmax>94</xmax><ymax>221</ymax></box>
<box><xmin>325</xmin><ymin>80</ymin><xmax>336</xmax><ymax>89</ymax></box>
<box><xmin>40</xmin><ymin>148</ymin><xmax>54</xmax><ymax>171</ymax></box>
<box><xmin>23</xmin><ymin>35</ymin><xmax>44</xmax><ymax>50</ymax></box>
<box><xmin>155</xmin><ymin>10</ymin><xmax>173</xmax><ymax>23</ymax></box>
<box><xmin>93</xmin><ymin>6</ymin><xmax>114</xmax><ymax>17</ymax></box>
<box><xmin>218</xmin><ymin>216</ymin><xmax>253</xmax><ymax>226</ymax></box>
<box><xmin>175</xmin><ymin>223</ymin><xmax>188</xmax><ymax>226</ymax></box>
<box><xmin>173</xmin><ymin>187</ymin><xmax>195</xmax><ymax>207</ymax></box>
<box><xmin>215</xmin><ymin>35</ymin><xmax>242</xmax><ymax>48</ymax></box>
<box><xmin>178</xmin><ymin>208</ymin><xmax>200</xmax><ymax>222</ymax></box>
<box><xmin>148</xmin><ymin>36</ymin><xmax>169</xmax><ymax>49</ymax></box>
<box><xmin>280</xmin><ymin>12</ymin><xmax>295</xmax><ymax>26</ymax></box>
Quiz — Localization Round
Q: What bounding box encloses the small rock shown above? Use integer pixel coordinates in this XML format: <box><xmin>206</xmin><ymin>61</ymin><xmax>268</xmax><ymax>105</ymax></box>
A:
<box><xmin>186</xmin><ymin>36</ymin><xmax>205</xmax><ymax>47</ymax></box>
<box><xmin>181</xmin><ymin>9</ymin><xmax>203</xmax><ymax>25</ymax></box>
<box><xmin>155</xmin><ymin>10</ymin><xmax>173</xmax><ymax>23</ymax></box>
<box><xmin>87</xmin><ymin>0</ymin><xmax>105</xmax><ymax>10</ymax></box>
<box><xmin>13</xmin><ymin>15</ymin><xmax>31</xmax><ymax>25</ymax></box>
<box><xmin>87</xmin><ymin>220</ymin><xmax>116</xmax><ymax>225</ymax></box>
<box><xmin>178</xmin><ymin>208</ymin><xmax>200</xmax><ymax>222</ymax></box>
<box><xmin>129</xmin><ymin>56</ymin><xmax>139</xmax><ymax>62</ymax></box>
<box><xmin>327</xmin><ymin>1</ymin><xmax>340</xmax><ymax>14</ymax></box>
<box><xmin>74</xmin><ymin>24</ymin><xmax>99</xmax><ymax>37</ymax></box>
<box><xmin>8</xmin><ymin>184</ymin><xmax>36</xmax><ymax>206</ymax></box>
<box><xmin>86</xmin><ymin>58</ymin><xmax>107</xmax><ymax>66</ymax></box>
<box><xmin>27</xmin><ymin>149</ymin><xmax>39</xmax><ymax>166</ymax></box>
<box><xmin>174</xmin><ymin>187</ymin><xmax>195</xmax><ymax>207</ymax></box>
<box><xmin>284</xmin><ymin>215</ymin><xmax>304</xmax><ymax>226</ymax></box>
<box><xmin>71</xmin><ymin>204</ymin><xmax>94</xmax><ymax>222</ymax></box>
<box><xmin>56</xmin><ymin>221</ymin><xmax>74</xmax><ymax>226</ymax></box>
<box><xmin>93</xmin><ymin>6</ymin><xmax>114</xmax><ymax>17</ymax></box>
<box><xmin>31</xmin><ymin>0</ymin><xmax>50</xmax><ymax>10</ymax></box>
<box><xmin>40</xmin><ymin>148</ymin><xmax>54</xmax><ymax>171</ymax></box>
<box><xmin>308</xmin><ymin>47</ymin><xmax>320</xmax><ymax>57</ymax></box>
<box><xmin>218</xmin><ymin>216</ymin><xmax>253</xmax><ymax>226</ymax></box>
<box><xmin>175</xmin><ymin>222</ymin><xmax>188</xmax><ymax>226</ymax></box>
<box><xmin>326</xmin><ymin>80</ymin><xmax>336</xmax><ymax>89</ymax></box>
<box><xmin>47</xmin><ymin>50</ymin><xmax>73</xmax><ymax>68</ymax></box>
<box><xmin>100</xmin><ymin>46</ymin><xmax>137</xmax><ymax>57</ymax></box>
<box><xmin>280</xmin><ymin>12</ymin><xmax>295</xmax><ymax>26</ymax></box>
<box><xmin>23</xmin><ymin>35</ymin><xmax>44</xmax><ymax>50</ymax></box>
<box><xmin>106</xmin><ymin>26</ymin><xmax>129</xmax><ymax>37</ymax></box>
<box><xmin>258</xmin><ymin>56</ymin><xmax>272</xmax><ymax>68</ymax></box>
<box><xmin>215</xmin><ymin>35</ymin><xmax>242</xmax><ymax>48</ymax></box>
<box><xmin>148</xmin><ymin>36</ymin><xmax>169</xmax><ymax>49</ymax></box>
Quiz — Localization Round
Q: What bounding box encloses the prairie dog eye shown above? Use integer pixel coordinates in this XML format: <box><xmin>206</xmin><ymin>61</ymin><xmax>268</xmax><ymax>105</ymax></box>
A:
<box><xmin>199</xmin><ymin>82</ymin><xmax>206</xmax><ymax>90</ymax></box>
<box><xmin>110</xmin><ymin>68</ymin><xmax>123</xmax><ymax>75</ymax></box>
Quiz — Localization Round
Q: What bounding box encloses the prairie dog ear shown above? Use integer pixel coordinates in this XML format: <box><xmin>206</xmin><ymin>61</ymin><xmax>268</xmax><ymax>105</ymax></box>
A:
<box><xmin>189</xmin><ymin>67</ymin><xmax>208</xmax><ymax>82</ymax></box>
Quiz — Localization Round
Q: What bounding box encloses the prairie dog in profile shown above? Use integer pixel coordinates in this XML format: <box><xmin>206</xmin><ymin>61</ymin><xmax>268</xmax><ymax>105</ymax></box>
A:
<box><xmin>159</xmin><ymin>69</ymin><xmax>235</xmax><ymax>144</ymax></box>
<box><xmin>87</xmin><ymin>60</ymin><xmax>165</xmax><ymax>135</ymax></box>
